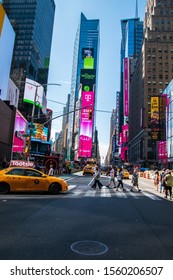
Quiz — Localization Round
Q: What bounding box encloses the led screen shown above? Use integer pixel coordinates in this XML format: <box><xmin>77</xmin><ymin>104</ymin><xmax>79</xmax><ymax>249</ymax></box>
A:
<box><xmin>84</xmin><ymin>57</ymin><xmax>94</xmax><ymax>69</ymax></box>
<box><xmin>12</xmin><ymin>110</ymin><xmax>28</xmax><ymax>153</ymax></box>
<box><xmin>124</xmin><ymin>58</ymin><xmax>129</xmax><ymax>116</ymax></box>
<box><xmin>23</xmin><ymin>78</ymin><xmax>44</xmax><ymax>108</ymax></box>
<box><xmin>78</xmin><ymin>91</ymin><xmax>94</xmax><ymax>158</ymax></box>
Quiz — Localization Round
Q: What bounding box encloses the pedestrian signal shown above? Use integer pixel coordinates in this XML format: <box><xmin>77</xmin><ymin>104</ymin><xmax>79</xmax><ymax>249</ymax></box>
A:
<box><xmin>88</xmin><ymin>109</ymin><xmax>93</xmax><ymax>120</ymax></box>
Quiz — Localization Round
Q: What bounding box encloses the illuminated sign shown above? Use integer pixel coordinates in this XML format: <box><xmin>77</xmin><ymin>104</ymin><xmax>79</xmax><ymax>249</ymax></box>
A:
<box><xmin>78</xmin><ymin>91</ymin><xmax>94</xmax><ymax>158</ymax></box>
<box><xmin>12</xmin><ymin>110</ymin><xmax>27</xmax><ymax>153</ymax></box>
<box><xmin>23</xmin><ymin>78</ymin><xmax>44</xmax><ymax>108</ymax></box>
<box><xmin>80</xmin><ymin>69</ymin><xmax>96</xmax><ymax>85</ymax></box>
<box><xmin>124</xmin><ymin>58</ymin><xmax>129</xmax><ymax>116</ymax></box>
<box><xmin>82</xmin><ymin>48</ymin><xmax>94</xmax><ymax>58</ymax></box>
<box><xmin>84</xmin><ymin>57</ymin><xmax>94</xmax><ymax>69</ymax></box>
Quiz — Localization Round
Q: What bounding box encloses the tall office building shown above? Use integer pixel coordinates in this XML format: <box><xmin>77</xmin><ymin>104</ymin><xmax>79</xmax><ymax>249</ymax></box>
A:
<box><xmin>119</xmin><ymin>16</ymin><xmax>143</xmax><ymax>135</ymax></box>
<box><xmin>128</xmin><ymin>0</ymin><xmax>173</xmax><ymax>166</ymax></box>
<box><xmin>67</xmin><ymin>13</ymin><xmax>100</xmax><ymax>160</ymax></box>
<box><xmin>2</xmin><ymin>0</ymin><xmax>55</xmax><ymax>118</ymax></box>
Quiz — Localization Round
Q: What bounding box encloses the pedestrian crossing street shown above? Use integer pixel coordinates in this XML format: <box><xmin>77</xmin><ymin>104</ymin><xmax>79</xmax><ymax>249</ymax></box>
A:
<box><xmin>68</xmin><ymin>185</ymin><xmax>163</xmax><ymax>201</ymax></box>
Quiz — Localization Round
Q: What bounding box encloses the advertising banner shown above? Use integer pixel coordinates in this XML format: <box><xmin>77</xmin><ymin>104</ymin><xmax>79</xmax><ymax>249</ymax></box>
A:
<box><xmin>23</xmin><ymin>78</ymin><xmax>44</xmax><ymax>108</ymax></box>
<box><xmin>151</xmin><ymin>96</ymin><xmax>159</xmax><ymax>141</ymax></box>
<box><xmin>124</xmin><ymin>58</ymin><xmax>129</xmax><ymax>116</ymax></box>
<box><xmin>12</xmin><ymin>110</ymin><xmax>28</xmax><ymax>153</ymax></box>
<box><xmin>82</xmin><ymin>48</ymin><xmax>94</xmax><ymax>58</ymax></box>
<box><xmin>84</xmin><ymin>57</ymin><xmax>94</xmax><ymax>69</ymax></box>
<box><xmin>122</xmin><ymin>124</ymin><xmax>129</xmax><ymax>143</ymax></box>
<box><xmin>0</xmin><ymin>4</ymin><xmax>15</xmax><ymax>101</ymax></box>
<box><xmin>28</xmin><ymin>123</ymin><xmax>48</xmax><ymax>141</ymax></box>
<box><xmin>80</xmin><ymin>69</ymin><xmax>96</xmax><ymax>85</ymax></box>
<box><xmin>78</xmin><ymin>91</ymin><xmax>94</xmax><ymax>158</ymax></box>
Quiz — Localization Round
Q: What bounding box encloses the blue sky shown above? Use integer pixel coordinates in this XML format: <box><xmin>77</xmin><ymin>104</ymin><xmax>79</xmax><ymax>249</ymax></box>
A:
<box><xmin>47</xmin><ymin>0</ymin><xmax>147</xmax><ymax>159</ymax></box>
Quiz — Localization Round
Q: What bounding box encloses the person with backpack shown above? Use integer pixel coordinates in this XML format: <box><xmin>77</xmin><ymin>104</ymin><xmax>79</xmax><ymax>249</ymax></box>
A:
<box><xmin>116</xmin><ymin>168</ymin><xmax>126</xmax><ymax>191</ymax></box>
<box><xmin>162</xmin><ymin>169</ymin><xmax>173</xmax><ymax>200</ymax></box>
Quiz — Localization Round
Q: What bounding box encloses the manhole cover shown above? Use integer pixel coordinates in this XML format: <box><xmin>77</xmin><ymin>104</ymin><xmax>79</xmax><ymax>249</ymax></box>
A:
<box><xmin>71</xmin><ymin>240</ymin><xmax>108</xmax><ymax>256</ymax></box>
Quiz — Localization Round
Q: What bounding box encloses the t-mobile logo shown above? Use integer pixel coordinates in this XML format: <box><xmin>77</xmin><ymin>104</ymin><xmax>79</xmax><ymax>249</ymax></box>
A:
<box><xmin>85</xmin><ymin>94</ymin><xmax>91</xmax><ymax>102</ymax></box>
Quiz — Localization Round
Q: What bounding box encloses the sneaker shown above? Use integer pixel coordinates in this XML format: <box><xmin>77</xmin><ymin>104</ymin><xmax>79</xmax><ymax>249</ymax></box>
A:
<box><xmin>123</xmin><ymin>188</ymin><xmax>126</xmax><ymax>192</ymax></box>
<box><xmin>164</xmin><ymin>196</ymin><xmax>167</xmax><ymax>199</ymax></box>
<box><xmin>138</xmin><ymin>189</ymin><xmax>141</xmax><ymax>192</ymax></box>
<box><xmin>130</xmin><ymin>189</ymin><xmax>133</xmax><ymax>192</ymax></box>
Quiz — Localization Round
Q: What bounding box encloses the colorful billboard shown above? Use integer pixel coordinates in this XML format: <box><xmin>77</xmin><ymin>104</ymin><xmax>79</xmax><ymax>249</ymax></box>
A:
<box><xmin>23</xmin><ymin>78</ymin><xmax>44</xmax><ymax>108</ymax></box>
<box><xmin>82</xmin><ymin>48</ymin><xmax>94</xmax><ymax>58</ymax></box>
<box><xmin>80</xmin><ymin>69</ymin><xmax>96</xmax><ymax>85</ymax></box>
<box><xmin>151</xmin><ymin>96</ymin><xmax>159</xmax><ymax>141</ymax></box>
<box><xmin>84</xmin><ymin>57</ymin><xmax>94</xmax><ymax>69</ymax></box>
<box><xmin>122</xmin><ymin>124</ymin><xmax>129</xmax><ymax>143</ymax></box>
<box><xmin>124</xmin><ymin>58</ymin><xmax>129</xmax><ymax>116</ymax></box>
<box><xmin>78</xmin><ymin>91</ymin><xmax>94</xmax><ymax>158</ymax></box>
<box><xmin>28</xmin><ymin>123</ymin><xmax>48</xmax><ymax>141</ymax></box>
<box><xmin>0</xmin><ymin>4</ymin><xmax>15</xmax><ymax>101</ymax></box>
<box><xmin>12</xmin><ymin>110</ymin><xmax>28</xmax><ymax>153</ymax></box>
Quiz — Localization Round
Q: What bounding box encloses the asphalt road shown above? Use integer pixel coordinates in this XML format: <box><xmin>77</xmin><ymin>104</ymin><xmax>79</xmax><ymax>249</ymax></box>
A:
<box><xmin>0</xmin><ymin>173</ymin><xmax>173</xmax><ymax>260</ymax></box>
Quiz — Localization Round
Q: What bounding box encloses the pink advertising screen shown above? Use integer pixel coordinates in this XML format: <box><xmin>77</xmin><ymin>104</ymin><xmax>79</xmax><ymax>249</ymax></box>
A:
<box><xmin>124</xmin><ymin>58</ymin><xmax>129</xmax><ymax>116</ymax></box>
<box><xmin>78</xmin><ymin>91</ymin><xmax>94</xmax><ymax>158</ymax></box>
<box><xmin>12</xmin><ymin>110</ymin><xmax>27</xmax><ymax>153</ymax></box>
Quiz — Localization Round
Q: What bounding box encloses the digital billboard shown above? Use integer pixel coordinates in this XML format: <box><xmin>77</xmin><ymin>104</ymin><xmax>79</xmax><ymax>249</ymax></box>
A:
<box><xmin>82</xmin><ymin>48</ymin><xmax>94</xmax><ymax>59</ymax></box>
<box><xmin>0</xmin><ymin>4</ymin><xmax>15</xmax><ymax>101</ymax></box>
<box><xmin>23</xmin><ymin>78</ymin><xmax>44</xmax><ymax>109</ymax></box>
<box><xmin>28</xmin><ymin>123</ymin><xmax>48</xmax><ymax>141</ymax></box>
<box><xmin>84</xmin><ymin>57</ymin><xmax>94</xmax><ymax>69</ymax></box>
<box><xmin>12</xmin><ymin>110</ymin><xmax>28</xmax><ymax>153</ymax></box>
<box><xmin>80</xmin><ymin>69</ymin><xmax>96</xmax><ymax>85</ymax></box>
<box><xmin>78</xmin><ymin>91</ymin><xmax>94</xmax><ymax>158</ymax></box>
<box><xmin>124</xmin><ymin>58</ymin><xmax>129</xmax><ymax>116</ymax></box>
<box><xmin>151</xmin><ymin>96</ymin><xmax>159</xmax><ymax>141</ymax></box>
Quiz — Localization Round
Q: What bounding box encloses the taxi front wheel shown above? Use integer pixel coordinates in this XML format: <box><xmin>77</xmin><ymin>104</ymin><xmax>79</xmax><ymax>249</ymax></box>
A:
<box><xmin>0</xmin><ymin>182</ymin><xmax>10</xmax><ymax>194</ymax></box>
<box><xmin>49</xmin><ymin>183</ymin><xmax>61</xmax><ymax>194</ymax></box>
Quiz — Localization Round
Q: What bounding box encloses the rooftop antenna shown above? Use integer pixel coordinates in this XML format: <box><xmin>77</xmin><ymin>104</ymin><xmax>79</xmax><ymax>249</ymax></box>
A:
<box><xmin>135</xmin><ymin>0</ymin><xmax>138</xmax><ymax>18</ymax></box>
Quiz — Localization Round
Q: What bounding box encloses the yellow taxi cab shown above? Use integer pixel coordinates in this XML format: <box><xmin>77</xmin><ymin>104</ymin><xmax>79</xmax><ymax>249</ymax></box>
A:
<box><xmin>123</xmin><ymin>169</ymin><xmax>130</xmax><ymax>179</ymax></box>
<box><xmin>0</xmin><ymin>167</ymin><xmax>68</xmax><ymax>194</ymax></box>
<box><xmin>82</xmin><ymin>165</ymin><xmax>94</xmax><ymax>176</ymax></box>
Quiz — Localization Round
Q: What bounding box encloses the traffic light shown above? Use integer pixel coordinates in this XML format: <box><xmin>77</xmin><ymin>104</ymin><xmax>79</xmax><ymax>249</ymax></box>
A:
<box><xmin>88</xmin><ymin>109</ymin><xmax>93</xmax><ymax>120</ymax></box>
<box><xmin>25</xmin><ymin>137</ymin><xmax>30</xmax><ymax>147</ymax></box>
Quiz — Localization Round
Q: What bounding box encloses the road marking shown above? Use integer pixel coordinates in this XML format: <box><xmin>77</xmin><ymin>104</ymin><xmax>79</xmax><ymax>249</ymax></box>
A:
<box><xmin>142</xmin><ymin>192</ymin><xmax>162</xmax><ymax>200</ymax></box>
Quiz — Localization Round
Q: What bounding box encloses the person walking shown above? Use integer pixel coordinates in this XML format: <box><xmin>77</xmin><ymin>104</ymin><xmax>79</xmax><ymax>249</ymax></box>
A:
<box><xmin>116</xmin><ymin>168</ymin><xmax>126</xmax><ymax>191</ymax></box>
<box><xmin>130</xmin><ymin>168</ymin><xmax>141</xmax><ymax>192</ymax></box>
<box><xmin>159</xmin><ymin>168</ymin><xmax>166</xmax><ymax>193</ymax></box>
<box><xmin>154</xmin><ymin>170</ymin><xmax>159</xmax><ymax>191</ymax></box>
<box><xmin>162</xmin><ymin>170</ymin><xmax>173</xmax><ymax>200</ymax></box>
<box><xmin>106</xmin><ymin>166</ymin><xmax>117</xmax><ymax>188</ymax></box>
<box><xmin>91</xmin><ymin>167</ymin><xmax>103</xmax><ymax>190</ymax></box>
<box><xmin>48</xmin><ymin>165</ymin><xmax>54</xmax><ymax>176</ymax></box>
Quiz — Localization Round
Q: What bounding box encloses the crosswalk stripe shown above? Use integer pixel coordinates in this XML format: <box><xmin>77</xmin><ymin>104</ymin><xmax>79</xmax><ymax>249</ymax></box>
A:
<box><xmin>142</xmin><ymin>192</ymin><xmax>161</xmax><ymax>200</ymax></box>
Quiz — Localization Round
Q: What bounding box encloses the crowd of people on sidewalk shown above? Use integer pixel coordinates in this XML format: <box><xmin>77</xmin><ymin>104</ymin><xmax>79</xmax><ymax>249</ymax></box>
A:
<box><xmin>153</xmin><ymin>168</ymin><xmax>173</xmax><ymax>200</ymax></box>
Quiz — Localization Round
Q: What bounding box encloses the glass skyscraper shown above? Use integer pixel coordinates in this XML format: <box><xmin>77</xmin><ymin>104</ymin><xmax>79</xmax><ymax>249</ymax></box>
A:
<box><xmin>119</xmin><ymin>17</ymin><xmax>143</xmax><ymax>134</ymax></box>
<box><xmin>2</xmin><ymin>0</ymin><xmax>55</xmax><ymax>117</ymax></box>
<box><xmin>67</xmin><ymin>13</ymin><xmax>100</xmax><ymax>160</ymax></box>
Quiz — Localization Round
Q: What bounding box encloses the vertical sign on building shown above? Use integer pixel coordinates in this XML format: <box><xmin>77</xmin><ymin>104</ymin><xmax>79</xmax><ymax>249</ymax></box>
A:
<box><xmin>151</xmin><ymin>96</ymin><xmax>159</xmax><ymax>141</ymax></box>
<box><xmin>124</xmin><ymin>58</ymin><xmax>129</xmax><ymax>116</ymax></box>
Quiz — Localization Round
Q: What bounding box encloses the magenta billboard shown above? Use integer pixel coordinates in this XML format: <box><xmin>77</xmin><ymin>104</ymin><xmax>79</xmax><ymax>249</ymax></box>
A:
<box><xmin>12</xmin><ymin>110</ymin><xmax>27</xmax><ymax>153</ymax></box>
<box><xmin>124</xmin><ymin>58</ymin><xmax>129</xmax><ymax>116</ymax></box>
<box><xmin>78</xmin><ymin>91</ymin><xmax>94</xmax><ymax>158</ymax></box>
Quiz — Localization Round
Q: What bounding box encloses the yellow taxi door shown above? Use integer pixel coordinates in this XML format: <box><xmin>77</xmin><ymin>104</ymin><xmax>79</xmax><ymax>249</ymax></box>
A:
<box><xmin>25</xmin><ymin>169</ymin><xmax>48</xmax><ymax>191</ymax></box>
